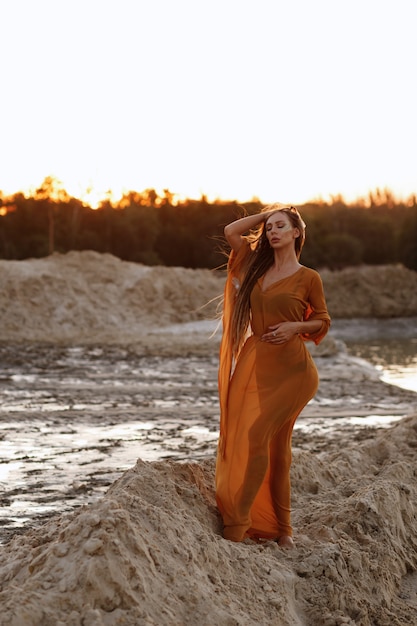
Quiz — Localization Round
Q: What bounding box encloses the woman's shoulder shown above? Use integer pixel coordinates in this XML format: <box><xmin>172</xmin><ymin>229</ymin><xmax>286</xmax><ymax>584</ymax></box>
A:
<box><xmin>299</xmin><ymin>265</ymin><xmax>324</xmax><ymax>283</ymax></box>
<box><xmin>300</xmin><ymin>265</ymin><xmax>321</xmax><ymax>274</ymax></box>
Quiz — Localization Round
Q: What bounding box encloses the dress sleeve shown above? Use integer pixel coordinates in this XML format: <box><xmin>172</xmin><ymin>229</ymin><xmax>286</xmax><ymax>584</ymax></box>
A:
<box><xmin>301</xmin><ymin>270</ymin><xmax>331</xmax><ymax>345</ymax></box>
<box><xmin>218</xmin><ymin>242</ymin><xmax>252</xmax><ymax>456</ymax></box>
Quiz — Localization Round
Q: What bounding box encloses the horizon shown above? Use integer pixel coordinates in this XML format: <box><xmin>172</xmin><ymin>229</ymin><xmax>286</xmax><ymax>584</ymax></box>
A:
<box><xmin>1</xmin><ymin>176</ymin><xmax>416</xmax><ymax>210</ymax></box>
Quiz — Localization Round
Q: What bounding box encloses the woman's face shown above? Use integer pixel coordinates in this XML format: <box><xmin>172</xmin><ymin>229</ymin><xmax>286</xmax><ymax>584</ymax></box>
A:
<box><xmin>265</xmin><ymin>211</ymin><xmax>299</xmax><ymax>249</ymax></box>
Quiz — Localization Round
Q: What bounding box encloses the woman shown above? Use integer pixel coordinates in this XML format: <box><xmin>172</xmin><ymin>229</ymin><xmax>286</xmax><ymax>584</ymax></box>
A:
<box><xmin>216</xmin><ymin>204</ymin><xmax>330</xmax><ymax>547</ymax></box>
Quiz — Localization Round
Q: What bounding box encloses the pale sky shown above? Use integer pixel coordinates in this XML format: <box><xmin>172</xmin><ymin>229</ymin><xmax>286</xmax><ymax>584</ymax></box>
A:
<box><xmin>1</xmin><ymin>0</ymin><xmax>416</xmax><ymax>205</ymax></box>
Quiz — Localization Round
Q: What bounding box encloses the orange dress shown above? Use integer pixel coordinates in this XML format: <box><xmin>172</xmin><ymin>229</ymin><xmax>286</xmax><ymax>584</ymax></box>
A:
<box><xmin>216</xmin><ymin>244</ymin><xmax>330</xmax><ymax>541</ymax></box>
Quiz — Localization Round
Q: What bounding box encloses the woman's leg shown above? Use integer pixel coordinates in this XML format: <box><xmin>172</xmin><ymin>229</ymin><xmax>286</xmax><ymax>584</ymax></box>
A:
<box><xmin>269</xmin><ymin>414</ymin><xmax>298</xmax><ymax>538</ymax></box>
<box><xmin>224</xmin><ymin>418</ymin><xmax>275</xmax><ymax>541</ymax></box>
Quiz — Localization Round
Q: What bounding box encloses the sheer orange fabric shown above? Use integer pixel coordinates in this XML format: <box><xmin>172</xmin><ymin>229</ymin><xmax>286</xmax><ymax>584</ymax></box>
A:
<box><xmin>216</xmin><ymin>243</ymin><xmax>330</xmax><ymax>542</ymax></box>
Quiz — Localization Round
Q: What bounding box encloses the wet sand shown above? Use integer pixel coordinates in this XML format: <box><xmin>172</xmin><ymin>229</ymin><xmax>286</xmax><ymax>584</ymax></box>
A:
<box><xmin>1</xmin><ymin>330</ymin><xmax>416</xmax><ymax>545</ymax></box>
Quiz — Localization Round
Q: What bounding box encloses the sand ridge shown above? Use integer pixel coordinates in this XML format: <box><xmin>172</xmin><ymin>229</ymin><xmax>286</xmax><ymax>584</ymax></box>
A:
<box><xmin>1</xmin><ymin>251</ymin><xmax>417</xmax><ymax>345</ymax></box>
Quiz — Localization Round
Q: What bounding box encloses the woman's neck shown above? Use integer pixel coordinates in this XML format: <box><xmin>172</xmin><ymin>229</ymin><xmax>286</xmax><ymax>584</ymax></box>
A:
<box><xmin>272</xmin><ymin>249</ymin><xmax>300</xmax><ymax>271</ymax></box>
<box><xmin>261</xmin><ymin>251</ymin><xmax>301</xmax><ymax>291</ymax></box>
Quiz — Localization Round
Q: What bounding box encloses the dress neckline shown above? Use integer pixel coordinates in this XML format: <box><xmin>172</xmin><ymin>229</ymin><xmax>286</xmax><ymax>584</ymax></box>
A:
<box><xmin>258</xmin><ymin>266</ymin><xmax>304</xmax><ymax>293</ymax></box>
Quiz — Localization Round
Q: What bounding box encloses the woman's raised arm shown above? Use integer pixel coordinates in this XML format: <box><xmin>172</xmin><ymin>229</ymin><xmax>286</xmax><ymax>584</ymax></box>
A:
<box><xmin>224</xmin><ymin>213</ymin><xmax>267</xmax><ymax>252</ymax></box>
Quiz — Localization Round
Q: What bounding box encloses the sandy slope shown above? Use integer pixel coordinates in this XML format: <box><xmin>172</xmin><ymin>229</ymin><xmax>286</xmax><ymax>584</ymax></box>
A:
<box><xmin>1</xmin><ymin>416</ymin><xmax>416</xmax><ymax>626</ymax></box>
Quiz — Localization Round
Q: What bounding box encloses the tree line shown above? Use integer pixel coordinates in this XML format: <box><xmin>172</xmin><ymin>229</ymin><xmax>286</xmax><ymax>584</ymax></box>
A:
<box><xmin>0</xmin><ymin>177</ymin><xmax>416</xmax><ymax>271</ymax></box>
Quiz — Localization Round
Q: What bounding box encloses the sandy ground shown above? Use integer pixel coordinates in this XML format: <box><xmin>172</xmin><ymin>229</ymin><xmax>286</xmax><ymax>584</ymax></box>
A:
<box><xmin>0</xmin><ymin>252</ymin><xmax>417</xmax><ymax>625</ymax></box>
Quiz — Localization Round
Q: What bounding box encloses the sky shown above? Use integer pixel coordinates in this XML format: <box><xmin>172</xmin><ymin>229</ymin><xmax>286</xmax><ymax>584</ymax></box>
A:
<box><xmin>1</xmin><ymin>0</ymin><xmax>416</xmax><ymax>206</ymax></box>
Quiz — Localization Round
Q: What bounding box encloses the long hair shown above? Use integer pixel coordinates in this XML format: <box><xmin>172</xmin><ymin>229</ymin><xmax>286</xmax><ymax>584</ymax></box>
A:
<box><xmin>230</xmin><ymin>205</ymin><xmax>306</xmax><ymax>357</ymax></box>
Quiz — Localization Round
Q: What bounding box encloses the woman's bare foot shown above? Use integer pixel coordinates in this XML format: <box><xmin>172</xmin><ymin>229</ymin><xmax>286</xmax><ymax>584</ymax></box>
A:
<box><xmin>277</xmin><ymin>535</ymin><xmax>295</xmax><ymax>549</ymax></box>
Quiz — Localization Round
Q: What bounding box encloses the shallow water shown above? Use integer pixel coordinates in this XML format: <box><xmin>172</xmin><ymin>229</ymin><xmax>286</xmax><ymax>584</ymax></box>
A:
<box><xmin>329</xmin><ymin>317</ymin><xmax>417</xmax><ymax>392</ymax></box>
<box><xmin>0</xmin><ymin>330</ymin><xmax>416</xmax><ymax>543</ymax></box>
<box><xmin>346</xmin><ymin>337</ymin><xmax>417</xmax><ymax>393</ymax></box>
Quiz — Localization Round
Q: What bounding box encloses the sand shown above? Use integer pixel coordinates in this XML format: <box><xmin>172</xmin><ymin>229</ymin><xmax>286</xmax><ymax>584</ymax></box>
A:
<box><xmin>1</xmin><ymin>417</ymin><xmax>417</xmax><ymax>626</ymax></box>
<box><xmin>0</xmin><ymin>251</ymin><xmax>417</xmax><ymax>626</ymax></box>
<box><xmin>1</xmin><ymin>251</ymin><xmax>417</xmax><ymax>345</ymax></box>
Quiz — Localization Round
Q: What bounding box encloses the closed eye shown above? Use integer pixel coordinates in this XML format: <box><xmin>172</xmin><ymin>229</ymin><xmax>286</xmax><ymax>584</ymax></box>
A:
<box><xmin>266</xmin><ymin>222</ymin><xmax>287</xmax><ymax>230</ymax></box>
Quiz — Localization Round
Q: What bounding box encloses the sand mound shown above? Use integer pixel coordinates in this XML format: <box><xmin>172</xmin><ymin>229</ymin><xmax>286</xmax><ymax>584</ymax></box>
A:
<box><xmin>0</xmin><ymin>251</ymin><xmax>222</xmax><ymax>344</ymax></box>
<box><xmin>320</xmin><ymin>264</ymin><xmax>417</xmax><ymax>319</ymax></box>
<box><xmin>0</xmin><ymin>252</ymin><xmax>416</xmax><ymax>344</ymax></box>
<box><xmin>1</xmin><ymin>415</ymin><xmax>416</xmax><ymax>625</ymax></box>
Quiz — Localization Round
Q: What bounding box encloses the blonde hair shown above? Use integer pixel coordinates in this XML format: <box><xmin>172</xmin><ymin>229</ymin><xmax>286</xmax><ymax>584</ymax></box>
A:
<box><xmin>230</xmin><ymin>205</ymin><xmax>306</xmax><ymax>357</ymax></box>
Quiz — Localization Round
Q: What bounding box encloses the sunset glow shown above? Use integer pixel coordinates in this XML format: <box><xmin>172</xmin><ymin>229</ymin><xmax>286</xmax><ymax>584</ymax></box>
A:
<box><xmin>1</xmin><ymin>0</ymin><xmax>416</xmax><ymax>206</ymax></box>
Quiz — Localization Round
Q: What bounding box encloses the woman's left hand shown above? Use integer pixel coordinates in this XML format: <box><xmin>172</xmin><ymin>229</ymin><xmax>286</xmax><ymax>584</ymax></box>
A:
<box><xmin>261</xmin><ymin>322</ymin><xmax>299</xmax><ymax>344</ymax></box>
